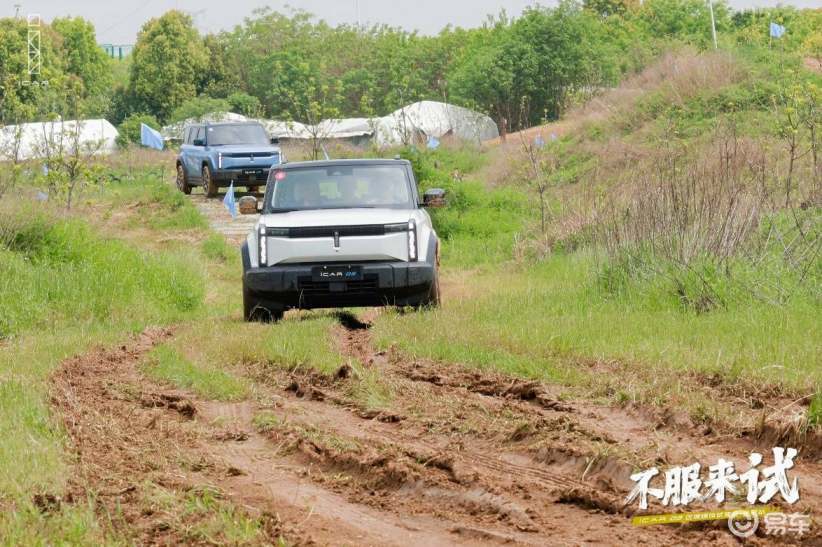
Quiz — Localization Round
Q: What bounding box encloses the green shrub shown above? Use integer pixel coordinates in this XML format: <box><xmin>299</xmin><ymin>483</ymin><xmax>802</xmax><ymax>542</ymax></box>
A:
<box><xmin>169</xmin><ymin>96</ymin><xmax>231</xmax><ymax>124</ymax></box>
<box><xmin>116</xmin><ymin>113</ymin><xmax>161</xmax><ymax>147</ymax></box>
<box><xmin>227</xmin><ymin>92</ymin><xmax>262</xmax><ymax>117</ymax></box>
<box><xmin>398</xmin><ymin>145</ymin><xmax>530</xmax><ymax>266</ymax></box>
<box><xmin>809</xmin><ymin>393</ymin><xmax>822</xmax><ymax>428</ymax></box>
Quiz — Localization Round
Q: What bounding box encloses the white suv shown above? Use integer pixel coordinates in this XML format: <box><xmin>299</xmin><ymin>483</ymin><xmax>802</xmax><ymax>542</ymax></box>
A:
<box><xmin>240</xmin><ymin>159</ymin><xmax>444</xmax><ymax>321</ymax></box>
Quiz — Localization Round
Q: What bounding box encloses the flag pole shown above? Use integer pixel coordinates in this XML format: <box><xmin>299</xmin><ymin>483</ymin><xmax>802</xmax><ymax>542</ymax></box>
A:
<box><xmin>707</xmin><ymin>0</ymin><xmax>718</xmax><ymax>50</ymax></box>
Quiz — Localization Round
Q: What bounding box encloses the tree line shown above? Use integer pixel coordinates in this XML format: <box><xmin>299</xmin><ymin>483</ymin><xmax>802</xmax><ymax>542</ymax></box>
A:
<box><xmin>0</xmin><ymin>0</ymin><xmax>820</xmax><ymax>136</ymax></box>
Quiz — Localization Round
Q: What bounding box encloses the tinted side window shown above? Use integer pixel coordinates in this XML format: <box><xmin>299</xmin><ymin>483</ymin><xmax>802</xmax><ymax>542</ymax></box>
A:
<box><xmin>184</xmin><ymin>127</ymin><xmax>192</xmax><ymax>144</ymax></box>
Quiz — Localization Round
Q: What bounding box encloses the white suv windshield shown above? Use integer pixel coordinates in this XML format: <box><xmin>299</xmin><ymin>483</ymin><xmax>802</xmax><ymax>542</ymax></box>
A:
<box><xmin>207</xmin><ymin>124</ymin><xmax>268</xmax><ymax>145</ymax></box>
<box><xmin>269</xmin><ymin>165</ymin><xmax>413</xmax><ymax>211</ymax></box>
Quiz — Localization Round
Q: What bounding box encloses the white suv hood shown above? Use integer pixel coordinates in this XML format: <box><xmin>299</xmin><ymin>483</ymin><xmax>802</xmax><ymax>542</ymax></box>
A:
<box><xmin>259</xmin><ymin>208</ymin><xmax>424</xmax><ymax>265</ymax></box>
<box><xmin>261</xmin><ymin>208</ymin><xmax>412</xmax><ymax>228</ymax></box>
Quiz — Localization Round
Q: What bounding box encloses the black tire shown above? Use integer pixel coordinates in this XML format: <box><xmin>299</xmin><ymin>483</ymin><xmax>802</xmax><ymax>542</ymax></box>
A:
<box><xmin>202</xmin><ymin>164</ymin><xmax>218</xmax><ymax>197</ymax></box>
<box><xmin>428</xmin><ymin>266</ymin><xmax>441</xmax><ymax>307</ymax></box>
<box><xmin>243</xmin><ymin>284</ymin><xmax>284</xmax><ymax>323</ymax></box>
<box><xmin>426</xmin><ymin>243</ymin><xmax>441</xmax><ymax>307</ymax></box>
<box><xmin>176</xmin><ymin>163</ymin><xmax>191</xmax><ymax>194</ymax></box>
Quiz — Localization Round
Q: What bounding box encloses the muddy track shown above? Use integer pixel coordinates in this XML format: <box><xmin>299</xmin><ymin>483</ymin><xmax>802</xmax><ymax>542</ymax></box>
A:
<box><xmin>190</xmin><ymin>193</ymin><xmax>259</xmax><ymax>245</ymax></box>
<box><xmin>49</xmin><ymin>315</ymin><xmax>821</xmax><ymax>545</ymax></box>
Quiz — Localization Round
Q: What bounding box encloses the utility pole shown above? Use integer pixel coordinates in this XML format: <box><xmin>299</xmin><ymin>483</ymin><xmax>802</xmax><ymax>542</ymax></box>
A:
<box><xmin>354</xmin><ymin>0</ymin><xmax>360</xmax><ymax>26</ymax></box>
<box><xmin>707</xmin><ymin>0</ymin><xmax>718</xmax><ymax>49</ymax></box>
<box><xmin>13</xmin><ymin>4</ymin><xmax>21</xmax><ymax>18</ymax></box>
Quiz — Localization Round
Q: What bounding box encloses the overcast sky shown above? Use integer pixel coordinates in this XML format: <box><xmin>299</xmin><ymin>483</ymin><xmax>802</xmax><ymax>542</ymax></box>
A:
<box><xmin>6</xmin><ymin>0</ymin><xmax>821</xmax><ymax>44</ymax></box>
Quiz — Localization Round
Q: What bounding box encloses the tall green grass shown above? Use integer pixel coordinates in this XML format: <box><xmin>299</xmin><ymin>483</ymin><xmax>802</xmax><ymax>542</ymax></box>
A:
<box><xmin>374</xmin><ymin>251</ymin><xmax>820</xmax><ymax>395</ymax></box>
<box><xmin>107</xmin><ymin>173</ymin><xmax>207</xmax><ymax>231</ymax></box>
<box><xmin>401</xmin><ymin>145</ymin><xmax>532</xmax><ymax>266</ymax></box>
<box><xmin>0</xmin><ymin>212</ymin><xmax>203</xmax><ymax>338</ymax></box>
<box><xmin>0</xmin><ymin>207</ymin><xmax>206</xmax><ymax>543</ymax></box>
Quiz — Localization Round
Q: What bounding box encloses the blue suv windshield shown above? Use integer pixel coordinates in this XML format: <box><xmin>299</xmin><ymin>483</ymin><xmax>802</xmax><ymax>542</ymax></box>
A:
<box><xmin>269</xmin><ymin>165</ymin><xmax>413</xmax><ymax>211</ymax></box>
<box><xmin>207</xmin><ymin>124</ymin><xmax>269</xmax><ymax>146</ymax></box>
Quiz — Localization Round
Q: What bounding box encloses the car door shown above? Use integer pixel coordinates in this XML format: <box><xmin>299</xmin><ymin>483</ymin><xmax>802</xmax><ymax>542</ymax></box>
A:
<box><xmin>180</xmin><ymin>127</ymin><xmax>194</xmax><ymax>178</ymax></box>
<box><xmin>187</xmin><ymin>126</ymin><xmax>205</xmax><ymax>180</ymax></box>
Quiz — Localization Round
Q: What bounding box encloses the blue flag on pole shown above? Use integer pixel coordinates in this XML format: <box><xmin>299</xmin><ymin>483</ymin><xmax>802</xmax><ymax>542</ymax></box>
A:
<box><xmin>770</xmin><ymin>22</ymin><xmax>785</xmax><ymax>39</ymax></box>
<box><xmin>534</xmin><ymin>134</ymin><xmax>545</xmax><ymax>148</ymax></box>
<box><xmin>140</xmin><ymin>123</ymin><xmax>164</xmax><ymax>150</ymax></box>
<box><xmin>427</xmin><ymin>135</ymin><xmax>440</xmax><ymax>149</ymax></box>
<box><xmin>223</xmin><ymin>182</ymin><xmax>237</xmax><ymax>219</ymax></box>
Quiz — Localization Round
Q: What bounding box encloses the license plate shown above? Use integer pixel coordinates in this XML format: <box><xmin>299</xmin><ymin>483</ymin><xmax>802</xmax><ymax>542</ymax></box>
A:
<box><xmin>243</xmin><ymin>169</ymin><xmax>263</xmax><ymax>176</ymax></box>
<box><xmin>312</xmin><ymin>265</ymin><xmax>362</xmax><ymax>282</ymax></box>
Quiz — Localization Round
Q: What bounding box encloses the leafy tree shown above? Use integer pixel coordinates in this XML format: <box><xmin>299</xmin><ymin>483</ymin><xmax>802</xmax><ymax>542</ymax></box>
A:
<box><xmin>168</xmin><ymin>96</ymin><xmax>231</xmax><ymax>123</ymax></box>
<box><xmin>227</xmin><ymin>92</ymin><xmax>262</xmax><ymax>117</ymax></box>
<box><xmin>128</xmin><ymin>11</ymin><xmax>208</xmax><ymax>122</ymax></box>
<box><xmin>732</xmin><ymin>7</ymin><xmax>822</xmax><ymax>55</ymax></box>
<box><xmin>116</xmin><ymin>112</ymin><xmax>161</xmax><ymax>146</ymax></box>
<box><xmin>583</xmin><ymin>0</ymin><xmax>639</xmax><ymax>19</ymax></box>
<box><xmin>52</xmin><ymin>17</ymin><xmax>112</xmax><ymax>100</ymax></box>
<box><xmin>636</xmin><ymin>0</ymin><xmax>730</xmax><ymax>49</ymax></box>
<box><xmin>275</xmin><ymin>58</ymin><xmax>342</xmax><ymax>158</ymax></box>
<box><xmin>199</xmin><ymin>34</ymin><xmax>239</xmax><ymax>98</ymax></box>
<box><xmin>0</xmin><ymin>18</ymin><xmax>67</xmax><ymax>122</ymax></box>
<box><xmin>450</xmin><ymin>36</ymin><xmax>538</xmax><ymax>131</ymax></box>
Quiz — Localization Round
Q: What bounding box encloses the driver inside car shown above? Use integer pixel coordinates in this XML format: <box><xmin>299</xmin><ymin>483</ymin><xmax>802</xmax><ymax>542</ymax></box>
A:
<box><xmin>293</xmin><ymin>181</ymin><xmax>322</xmax><ymax>208</ymax></box>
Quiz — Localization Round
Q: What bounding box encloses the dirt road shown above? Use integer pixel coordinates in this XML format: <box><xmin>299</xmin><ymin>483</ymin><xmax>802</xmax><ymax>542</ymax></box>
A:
<box><xmin>190</xmin><ymin>192</ymin><xmax>260</xmax><ymax>245</ymax></box>
<box><xmin>50</xmin><ymin>306</ymin><xmax>822</xmax><ymax>545</ymax></box>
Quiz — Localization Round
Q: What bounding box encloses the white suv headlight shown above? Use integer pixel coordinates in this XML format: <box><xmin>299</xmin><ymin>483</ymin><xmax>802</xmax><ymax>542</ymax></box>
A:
<box><xmin>408</xmin><ymin>219</ymin><xmax>417</xmax><ymax>261</ymax></box>
<box><xmin>258</xmin><ymin>224</ymin><xmax>267</xmax><ymax>266</ymax></box>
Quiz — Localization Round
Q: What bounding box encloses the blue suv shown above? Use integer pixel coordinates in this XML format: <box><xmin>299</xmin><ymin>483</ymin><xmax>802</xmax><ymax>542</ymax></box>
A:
<box><xmin>175</xmin><ymin>122</ymin><xmax>282</xmax><ymax>197</ymax></box>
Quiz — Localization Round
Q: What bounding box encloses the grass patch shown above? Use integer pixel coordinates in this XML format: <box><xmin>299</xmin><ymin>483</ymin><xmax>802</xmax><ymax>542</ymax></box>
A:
<box><xmin>0</xmin><ymin>209</ymin><xmax>203</xmax><ymax>338</ymax></box>
<box><xmin>201</xmin><ymin>233</ymin><xmax>235</xmax><ymax>263</ymax></box>
<box><xmin>0</xmin><ymin>206</ymin><xmax>206</xmax><ymax>543</ymax></box>
<box><xmin>107</xmin><ymin>174</ymin><xmax>207</xmax><ymax>231</ymax></box>
<box><xmin>345</xmin><ymin>361</ymin><xmax>394</xmax><ymax>411</ymax></box>
<box><xmin>142</xmin><ymin>482</ymin><xmax>266</xmax><ymax>545</ymax></box>
<box><xmin>252</xmin><ymin>410</ymin><xmax>282</xmax><ymax>433</ymax></box>
<box><xmin>809</xmin><ymin>394</ymin><xmax>822</xmax><ymax>428</ymax></box>
<box><xmin>143</xmin><ymin>344</ymin><xmax>248</xmax><ymax>401</ymax></box>
<box><xmin>293</xmin><ymin>423</ymin><xmax>361</xmax><ymax>453</ymax></box>
<box><xmin>155</xmin><ymin>312</ymin><xmax>347</xmax><ymax>397</ymax></box>
<box><xmin>374</xmin><ymin>251</ymin><xmax>820</xmax><ymax>405</ymax></box>
<box><xmin>257</xmin><ymin>314</ymin><xmax>348</xmax><ymax>374</ymax></box>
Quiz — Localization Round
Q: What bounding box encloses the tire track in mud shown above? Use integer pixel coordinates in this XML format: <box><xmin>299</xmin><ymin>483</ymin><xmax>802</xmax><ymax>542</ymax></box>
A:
<box><xmin>263</xmin><ymin>310</ymin><xmax>822</xmax><ymax>545</ymax></box>
<box><xmin>49</xmin><ymin>328</ymin><xmax>471</xmax><ymax>545</ymax></box>
<box><xmin>235</xmin><ymin>311</ymin><xmax>705</xmax><ymax>545</ymax></box>
<box><xmin>49</xmin><ymin>317</ymin><xmax>822</xmax><ymax>545</ymax></box>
